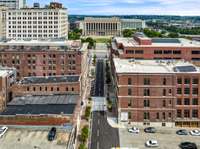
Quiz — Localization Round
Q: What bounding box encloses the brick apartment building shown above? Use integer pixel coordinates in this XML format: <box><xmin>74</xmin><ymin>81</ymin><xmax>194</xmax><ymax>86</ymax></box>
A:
<box><xmin>111</xmin><ymin>33</ymin><xmax>200</xmax><ymax>65</ymax></box>
<box><xmin>0</xmin><ymin>40</ymin><xmax>89</xmax><ymax>81</ymax></box>
<box><xmin>0</xmin><ymin>67</ymin><xmax>16</xmax><ymax>112</ymax></box>
<box><xmin>112</xmin><ymin>58</ymin><xmax>200</xmax><ymax>127</ymax></box>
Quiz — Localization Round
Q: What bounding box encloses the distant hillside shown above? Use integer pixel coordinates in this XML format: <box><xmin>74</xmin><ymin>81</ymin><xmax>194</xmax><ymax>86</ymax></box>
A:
<box><xmin>69</xmin><ymin>15</ymin><xmax>200</xmax><ymax>23</ymax></box>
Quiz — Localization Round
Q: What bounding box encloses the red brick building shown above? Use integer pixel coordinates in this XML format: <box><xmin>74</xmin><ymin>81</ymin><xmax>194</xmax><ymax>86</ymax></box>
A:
<box><xmin>111</xmin><ymin>33</ymin><xmax>200</xmax><ymax>65</ymax></box>
<box><xmin>0</xmin><ymin>40</ymin><xmax>88</xmax><ymax>80</ymax></box>
<box><xmin>112</xmin><ymin>58</ymin><xmax>200</xmax><ymax>127</ymax></box>
<box><xmin>11</xmin><ymin>75</ymin><xmax>80</xmax><ymax>97</ymax></box>
<box><xmin>0</xmin><ymin>67</ymin><xmax>16</xmax><ymax>112</ymax></box>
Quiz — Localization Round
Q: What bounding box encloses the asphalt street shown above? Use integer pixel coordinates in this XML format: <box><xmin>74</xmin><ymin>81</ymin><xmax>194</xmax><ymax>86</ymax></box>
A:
<box><xmin>90</xmin><ymin>60</ymin><xmax>119</xmax><ymax>149</ymax></box>
<box><xmin>94</xmin><ymin>59</ymin><xmax>104</xmax><ymax>97</ymax></box>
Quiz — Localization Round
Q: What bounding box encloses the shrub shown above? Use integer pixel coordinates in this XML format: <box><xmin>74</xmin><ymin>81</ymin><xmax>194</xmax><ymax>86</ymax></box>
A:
<box><xmin>80</xmin><ymin>125</ymin><xmax>89</xmax><ymax>143</ymax></box>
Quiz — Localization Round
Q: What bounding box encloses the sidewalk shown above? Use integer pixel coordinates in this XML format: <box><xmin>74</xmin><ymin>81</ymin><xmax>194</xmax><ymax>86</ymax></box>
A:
<box><xmin>107</xmin><ymin>117</ymin><xmax>125</xmax><ymax>129</ymax></box>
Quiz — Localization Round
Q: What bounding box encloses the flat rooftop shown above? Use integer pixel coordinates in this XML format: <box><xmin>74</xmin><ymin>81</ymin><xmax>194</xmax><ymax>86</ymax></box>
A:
<box><xmin>1</xmin><ymin>104</ymin><xmax>76</xmax><ymax>115</ymax></box>
<box><xmin>0</xmin><ymin>40</ymin><xmax>82</xmax><ymax>51</ymax></box>
<box><xmin>113</xmin><ymin>58</ymin><xmax>200</xmax><ymax>74</ymax></box>
<box><xmin>8</xmin><ymin>94</ymin><xmax>79</xmax><ymax>105</ymax></box>
<box><xmin>0</xmin><ymin>67</ymin><xmax>15</xmax><ymax>77</ymax></box>
<box><xmin>19</xmin><ymin>75</ymin><xmax>80</xmax><ymax>84</ymax></box>
<box><xmin>0</xmin><ymin>94</ymin><xmax>79</xmax><ymax>115</ymax></box>
<box><xmin>114</xmin><ymin>37</ymin><xmax>200</xmax><ymax>47</ymax></box>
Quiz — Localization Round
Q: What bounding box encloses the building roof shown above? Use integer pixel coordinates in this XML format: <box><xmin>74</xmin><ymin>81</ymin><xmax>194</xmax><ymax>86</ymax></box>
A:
<box><xmin>19</xmin><ymin>75</ymin><xmax>80</xmax><ymax>84</ymax></box>
<box><xmin>8</xmin><ymin>94</ymin><xmax>79</xmax><ymax>105</ymax></box>
<box><xmin>0</xmin><ymin>104</ymin><xmax>76</xmax><ymax>115</ymax></box>
<box><xmin>0</xmin><ymin>94</ymin><xmax>79</xmax><ymax>115</ymax></box>
<box><xmin>84</xmin><ymin>17</ymin><xmax>120</xmax><ymax>22</ymax></box>
<box><xmin>113</xmin><ymin>58</ymin><xmax>200</xmax><ymax>74</ymax></box>
<box><xmin>121</xmin><ymin>19</ymin><xmax>144</xmax><ymax>22</ymax></box>
<box><xmin>0</xmin><ymin>40</ymin><xmax>83</xmax><ymax>51</ymax></box>
<box><xmin>113</xmin><ymin>37</ymin><xmax>200</xmax><ymax>48</ymax></box>
<box><xmin>0</xmin><ymin>67</ymin><xmax>15</xmax><ymax>77</ymax></box>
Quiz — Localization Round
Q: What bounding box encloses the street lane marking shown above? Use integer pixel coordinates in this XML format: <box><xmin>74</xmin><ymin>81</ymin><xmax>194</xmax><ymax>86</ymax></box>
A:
<box><xmin>97</xmin><ymin>141</ymin><xmax>99</xmax><ymax>149</ymax></box>
<box><xmin>97</xmin><ymin>129</ymin><xmax>99</xmax><ymax>137</ymax></box>
<box><xmin>98</xmin><ymin>119</ymin><xmax>100</xmax><ymax>125</ymax></box>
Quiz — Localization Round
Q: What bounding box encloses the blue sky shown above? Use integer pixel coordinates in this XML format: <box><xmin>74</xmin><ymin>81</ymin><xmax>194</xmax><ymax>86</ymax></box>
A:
<box><xmin>28</xmin><ymin>0</ymin><xmax>200</xmax><ymax>16</ymax></box>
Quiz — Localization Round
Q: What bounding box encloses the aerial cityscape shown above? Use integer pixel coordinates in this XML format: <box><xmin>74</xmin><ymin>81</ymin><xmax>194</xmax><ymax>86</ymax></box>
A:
<box><xmin>0</xmin><ymin>0</ymin><xmax>200</xmax><ymax>149</ymax></box>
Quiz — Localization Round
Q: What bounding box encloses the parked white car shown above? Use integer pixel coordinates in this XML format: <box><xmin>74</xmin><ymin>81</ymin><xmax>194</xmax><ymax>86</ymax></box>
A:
<box><xmin>0</xmin><ymin>126</ymin><xmax>8</xmax><ymax>138</ymax></box>
<box><xmin>190</xmin><ymin>130</ymin><xmax>200</xmax><ymax>136</ymax></box>
<box><xmin>145</xmin><ymin>140</ymin><xmax>159</xmax><ymax>148</ymax></box>
<box><xmin>128</xmin><ymin>127</ymin><xmax>139</xmax><ymax>133</ymax></box>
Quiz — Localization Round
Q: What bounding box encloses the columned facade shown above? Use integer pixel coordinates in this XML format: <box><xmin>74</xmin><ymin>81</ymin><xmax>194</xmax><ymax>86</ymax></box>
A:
<box><xmin>83</xmin><ymin>17</ymin><xmax>121</xmax><ymax>36</ymax></box>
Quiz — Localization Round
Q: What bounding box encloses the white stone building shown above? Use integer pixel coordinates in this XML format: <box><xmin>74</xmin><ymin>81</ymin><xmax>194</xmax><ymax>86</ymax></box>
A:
<box><xmin>6</xmin><ymin>2</ymin><xmax>68</xmax><ymax>40</ymax></box>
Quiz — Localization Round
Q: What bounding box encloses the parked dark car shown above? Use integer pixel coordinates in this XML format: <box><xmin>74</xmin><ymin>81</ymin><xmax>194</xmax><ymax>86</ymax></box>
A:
<box><xmin>48</xmin><ymin>127</ymin><xmax>56</xmax><ymax>141</ymax></box>
<box><xmin>144</xmin><ymin>127</ymin><xmax>156</xmax><ymax>133</ymax></box>
<box><xmin>179</xmin><ymin>142</ymin><xmax>197</xmax><ymax>149</ymax></box>
<box><xmin>176</xmin><ymin>129</ymin><xmax>188</xmax><ymax>135</ymax></box>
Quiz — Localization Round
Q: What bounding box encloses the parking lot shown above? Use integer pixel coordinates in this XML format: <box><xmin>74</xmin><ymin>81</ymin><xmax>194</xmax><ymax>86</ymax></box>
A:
<box><xmin>0</xmin><ymin>128</ymin><xmax>69</xmax><ymax>149</ymax></box>
<box><xmin>119</xmin><ymin>127</ymin><xmax>200</xmax><ymax>149</ymax></box>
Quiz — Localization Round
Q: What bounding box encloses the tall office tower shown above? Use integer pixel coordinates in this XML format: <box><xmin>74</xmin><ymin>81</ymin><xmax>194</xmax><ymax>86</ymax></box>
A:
<box><xmin>0</xmin><ymin>0</ymin><xmax>26</xmax><ymax>9</ymax></box>
<box><xmin>6</xmin><ymin>2</ymin><xmax>68</xmax><ymax>40</ymax></box>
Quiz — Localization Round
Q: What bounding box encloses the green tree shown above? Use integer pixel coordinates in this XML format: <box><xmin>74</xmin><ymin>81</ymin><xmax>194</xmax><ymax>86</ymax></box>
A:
<box><xmin>68</xmin><ymin>28</ymin><xmax>82</xmax><ymax>40</ymax></box>
<box><xmin>143</xmin><ymin>28</ymin><xmax>162</xmax><ymax>38</ymax></box>
<box><xmin>93</xmin><ymin>54</ymin><xmax>97</xmax><ymax>65</ymax></box>
<box><xmin>122</xmin><ymin>29</ymin><xmax>136</xmax><ymax>37</ymax></box>
<box><xmin>79</xmin><ymin>143</ymin><xmax>87</xmax><ymax>149</ymax></box>
<box><xmin>168</xmin><ymin>32</ymin><xmax>179</xmax><ymax>38</ymax></box>
<box><xmin>80</xmin><ymin>125</ymin><xmax>89</xmax><ymax>143</ymax></box>
<box><xmin>85</xmin><ymin>106</ymin><xmax>91</xmax><ymax>121</ymax></box>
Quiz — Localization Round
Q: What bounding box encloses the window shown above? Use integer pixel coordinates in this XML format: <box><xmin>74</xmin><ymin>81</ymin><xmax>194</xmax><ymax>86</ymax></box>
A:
<box><xmin>144</xmin><ymin>100</ymin><xmax>150</xmax><ymax>107</ymax></box>
<box><xmin>51</xmin><ymin>87</ymin><xmax>53</xmax><ymax>91</ymax></box>
<box><xmin>72</xmin><ymin>87</ymin><xmax>74</xmax><ymax>91</ymax></box>
<box><xmin>162</xmin><ymin>112</ymin><xmax>166</xmax><ymax>120</ymax></box>
<box><xmin>66</xmin><ymin>87</ymin><xmax>68</xmax><ymax>91</ymax></box>
<box><xmin>184</xmin><ymin>98</ymin><xmax>190</xmax><ymax>105</ymax></box>
<box><xmin>163</xmin><ymin>100</ymin><xmax>166</xmax><ymax>107</ymax></box>
<box><xmin>177</xmin><ymin>98</ymin><xmax>182</xmax><ymax>105</ymax></box>
<box><xmin>169</xmin><ymin>112</ymin><xmax>172</xmax><ymax>118</ymax></box>
<box><xmin>40</xmin><ymin>87</ymin><xmax>42</xmax><ymax>91</ymax></box>
<box><xmin>184</xmin><ymin>88</ymin><xmax>190</xmax><ymax>95</ymax></box>
<box><xmin>128</xmin><ymin>112</ymin><xmax>131</xmax><ymax>119</ymax></box>
<box><xmin>163</xmin><ymin>89</ymin><xmax>166</xmax><ymax>96</ymax></box>
<box><xmin>57</xmin><ymin>87</ymin><xmax>59</xmax><ymax>91</ymax></box>
<box><xmin>156</xmin><ymin>113</ymin><xmax>159</xmax><ymax>119</ymax></box>
<box><xmin>128</xmin><ymin>78</ymin><xmax>132</xmax><ymax>85</ymax></box>
<box><xmin>33</xmin><ymin>87</ymin><xmax>36</xmax><ymax>91</ymax></box>
<box><xmin>177</xmin><ymin>88</ymin><xmax>182</xmax><ymax>94</ymax></box>
<box><xmin>128</xmin><ymin>88</ymin><xmax>132</xmax><ymax>95</ymax></box>
<box><xmin>192</xmin><ymin>88</ymin><xmax>198</xmax><ymax>95</ymax></box>
<box><xmin>192</xmin><ymin>110</ymin><xmax>198</xmax><ymax>118</ymax></box>
<box><xmin>144</xmin><ymin>89</ymin><xmax>150</xmax><ymax>96</ymax></box>
<box><xmin>177</xmin><ymin>110</ymin><xmax>182</xmax><ymax>118</ymax></box>
<box><xmin>184</xmin><ymin>78</ymin><xmax>190</xmax><ymax>84</ymax></box>
<box><xmin>177</xmin><ymin>78</ymin><xmax>182</xmax><ymax>84</ymax></box>
<box><xmin>173</xmin><ymin>50</ymin><xmax>181</xmax><ymax>54</ymax></box>
<box><xmin>163</xmin><ymin>50</ymin><xmax>172</xmax><ymax>54</ymax></box>
<box><xmin>144</xmin><ymin>78</ymin><xmax>150</xmax><ymax>85</ymax></box>
<box><xmin>144</xmin><ymin>112</ymin><xmax>150</xmax><ymax>120</ymax></box>
<box><xmin>154</xmin><ymin>50</ymin><xmax>162</xmax><ymax>54</ymax></box>
<box><xmin>135</xmin><ymin>50</ymin><xmax>143</xmax><ymax>54</ymax></box>
<box><xmin>184</xmin><ymin>110</ymin><xmax>190</xmax><ymax>118</ymax></box>
<box><xmin>27</xmin><ymin>87</ymin><xmax>29</xmax><ymax>91</ymax></box>
<box><xmin>192</xmin><ymin>98</ymin><xmax>198</xmax><ymax>105</ymax></box>
<box><xmin>163</xmin><ymin>78</ymin><xmax>166</xmax><ymax>85</ymax></box>
<box><xmin>192</xmin><ymin>78</ymin><xmax>199</xmax><ymax>84</ymax></box>
<box><xmin>128</xmin><ymin>99</ymin><xmax>132</xmax><ymax>107</ymax></box>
